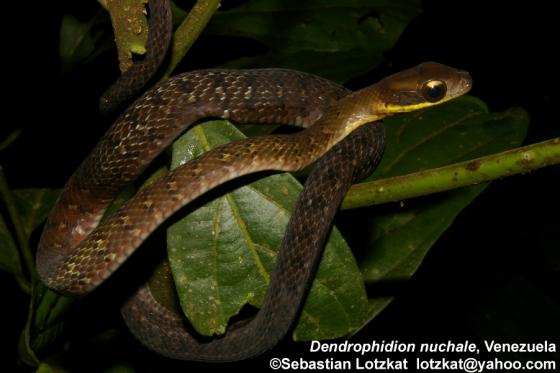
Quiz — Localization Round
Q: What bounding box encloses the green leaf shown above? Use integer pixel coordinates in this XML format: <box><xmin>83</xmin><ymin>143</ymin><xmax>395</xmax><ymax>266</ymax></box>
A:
<box><xmin>12</xmin><ymin>189</ymin><xmax>60</xmax><ymax>240</ymax></box>
<box><xmin>59</xmin><ymin>14</ymin><xmax>97</xmax><ymax>73</ymax></box>
<box><xmin>32</xmin><ymin>286</ymin><xmax>75</xmax><ymax>336</ymax></box>
<box><xmin>0</xmin><ymin>184</ymin><xmax>58</xmax><ymax>291</ymax></box>
<box><xmin>20</xmin><ymin>284</ymin><xmax>76</xmax><ymax>367</ymax></box>
<box><xmin>362</xmin><ymin>185</ymin><xmax>487</xmax><ymax>282</ymax></box>
<box><xmin>354</xmin><ymin>97</ymin><xmax>529</xmax><ymax>329</ymax></box>
<box><xmin>166</xmin><ymin>120</ymin><xmax>368</xmax><ymax>339</ymax></box>
<box><xmin>7</xmin><ymin>188</ymin><xmax>73</xmax><ymax>363</ymax></box>
<box><xmin>206</xmin><ymin>0</ymin><xmax>422</xmax><ymax>81</ymax></box>
<box><xmin>374</xmin><ymin>97</ymin><xmax>528</xmax><ymax>178</ymax></box>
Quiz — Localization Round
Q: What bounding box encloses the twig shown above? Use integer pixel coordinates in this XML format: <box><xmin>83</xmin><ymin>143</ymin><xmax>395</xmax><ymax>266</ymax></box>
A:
<box><xmin>102</xmin><ymin>0</ymin><xmax>150</xmax><ymax>72</ymax></box>
<box><xmin>162</xmin><ymin>0</ymin><xmax>221</xmax><ymax>79</ymax></box>
<box><xmin>342</xmin><ymin>137</ymin><xmax>560</xmax><ymax>209</ymax></box>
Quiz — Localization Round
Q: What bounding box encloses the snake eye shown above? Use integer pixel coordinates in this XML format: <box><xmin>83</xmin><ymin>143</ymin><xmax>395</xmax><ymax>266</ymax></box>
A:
<box><xmin>420</xmin><ymin>80</ymin><xmax>447</xmax><ymax>102</ymax></box>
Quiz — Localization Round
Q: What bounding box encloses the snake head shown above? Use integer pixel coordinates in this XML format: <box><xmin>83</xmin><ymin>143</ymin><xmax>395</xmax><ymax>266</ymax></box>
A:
<box><xmin>375</xmin><ymin>61</ymin><xmax>472</xmax><ymax>114</ymax></box>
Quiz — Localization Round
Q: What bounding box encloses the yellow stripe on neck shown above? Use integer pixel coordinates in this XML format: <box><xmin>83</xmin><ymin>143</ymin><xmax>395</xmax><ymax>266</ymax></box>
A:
<box><xmin>385</xmin><ymin>97</ymin><xmax>453</xmax><ymax>114</ymax></box>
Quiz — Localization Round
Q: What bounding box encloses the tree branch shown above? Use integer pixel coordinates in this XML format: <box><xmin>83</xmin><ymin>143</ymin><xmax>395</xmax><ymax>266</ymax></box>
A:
<box><xmin>342</xmin><ymin>137</ymin><xmax>560</xmax><ymax>209</ymax></box>
<box><xmin>162</xmin><ymin>0</ymin><xmax>221</xmax><ymax>79</ymax></box>
<box><xmin>101</xmin><ymin>0</ymin><xmax>150</xmax><ymax>73</ymax></box>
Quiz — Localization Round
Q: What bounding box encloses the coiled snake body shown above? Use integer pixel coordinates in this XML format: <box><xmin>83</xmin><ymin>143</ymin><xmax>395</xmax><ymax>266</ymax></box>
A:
<box><xmin>36</xmin><ymin>2</ymin><xmax>472</xmax><ymax>361</ymax></box>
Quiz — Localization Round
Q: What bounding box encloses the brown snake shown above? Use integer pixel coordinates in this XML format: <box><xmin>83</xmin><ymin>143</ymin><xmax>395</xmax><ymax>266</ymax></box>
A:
<box><xmin>36</xmin><ymin>0</ymin><xmax>472</xmax><ymax>362</ymax></box>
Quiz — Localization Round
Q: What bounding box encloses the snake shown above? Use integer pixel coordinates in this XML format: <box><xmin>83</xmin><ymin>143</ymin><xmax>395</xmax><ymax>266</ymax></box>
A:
<box><xmin>119</xmin><ymin>122</ymin><xmax>387</xmax><ymax>361</ymax></box>
<box><xmin>36</xmin><ymin>0</ymin><xmax>472</xmax><ymax>362</ymax></box>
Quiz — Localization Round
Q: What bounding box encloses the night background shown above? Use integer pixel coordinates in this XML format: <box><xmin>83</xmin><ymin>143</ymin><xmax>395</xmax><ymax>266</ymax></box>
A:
<box><xmin>1</xmin><ymin>0</ymin><xmax>558</xmax><ymax>371</ymax></box>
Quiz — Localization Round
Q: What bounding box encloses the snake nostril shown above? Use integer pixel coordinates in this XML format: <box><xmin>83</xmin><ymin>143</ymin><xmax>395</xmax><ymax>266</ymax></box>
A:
<box><xmin>459</xmin><ymin>72</ymin><xmax>473</xmax><ymax>92</ymax></box>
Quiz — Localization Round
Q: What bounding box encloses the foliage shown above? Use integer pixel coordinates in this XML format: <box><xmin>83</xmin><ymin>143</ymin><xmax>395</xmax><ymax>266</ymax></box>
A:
<box><xmin>0</xmin><ymin>0</ymin><xmax>557</xmax><ymax>371</ymax></box>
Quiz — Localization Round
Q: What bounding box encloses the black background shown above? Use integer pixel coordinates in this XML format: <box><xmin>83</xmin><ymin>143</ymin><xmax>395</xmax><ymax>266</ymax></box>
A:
<box><xmin>1</xmin><ymin>0</ymin><xmax>558</xmax><ymax>370</ymax></box>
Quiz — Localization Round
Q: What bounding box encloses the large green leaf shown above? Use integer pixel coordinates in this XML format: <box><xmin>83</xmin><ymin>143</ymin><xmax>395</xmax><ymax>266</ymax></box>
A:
<box><xmin>354</xmin><ymin>97</ymin><xmax>529</xmax><ymax>330</ymax></box>
<box><xmin>166</xmin><ymin>121</ymin><xmax>368</xmax><ymax>340</ymax></box>
<box><xmin>206</xmin><ymin>0</ymin><xmax>422</xmax><ymax>82</ymax></box>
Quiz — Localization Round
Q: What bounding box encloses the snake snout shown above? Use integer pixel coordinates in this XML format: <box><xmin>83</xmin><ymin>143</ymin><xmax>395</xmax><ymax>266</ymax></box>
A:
<box><xmin>458</xmin><ymin>70</ymin><xmax>473</xmax><ymax>93</ymax></box>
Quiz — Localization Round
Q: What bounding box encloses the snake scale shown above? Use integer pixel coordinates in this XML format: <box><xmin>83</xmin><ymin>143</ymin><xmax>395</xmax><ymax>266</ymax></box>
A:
<box><xmin>36</xmin><ymin>0</ymin><xmax>472</xmax><ymax>362</ymax></box>
<box><xmin>121</xmin><ymin>122</ymin><xmax>386</xmax><ymax>361</ymax></box>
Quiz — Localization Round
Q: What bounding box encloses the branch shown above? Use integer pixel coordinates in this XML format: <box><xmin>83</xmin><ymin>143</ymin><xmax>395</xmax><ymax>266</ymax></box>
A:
<box><xmin>342</xmin><ymin>137</ymin><xmax>560</xmax><ymax>209</ymax></box>
<box><xmin>101</xmin><ymin>0</ymin><xmax>150</xmax><ymax>73</ymax></box>
<box><xmin>162</xmin><ymin>0</ymin><xmax>221</xmax><ymax>79</ymax></box>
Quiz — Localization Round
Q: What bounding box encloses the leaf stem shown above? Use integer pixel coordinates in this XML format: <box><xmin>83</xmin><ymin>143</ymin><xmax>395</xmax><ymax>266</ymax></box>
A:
<box><xmin>162</xmin><ymin>0</ymin><xmax>221</xmax><ymax>79</ymax></box>
<box><xmin>342</xmin><ymin>137</ymin><xmax>560</xmax><ymax>209</ymax></box>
